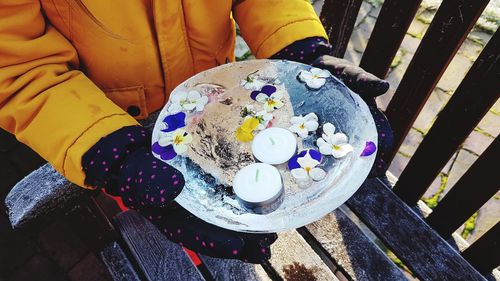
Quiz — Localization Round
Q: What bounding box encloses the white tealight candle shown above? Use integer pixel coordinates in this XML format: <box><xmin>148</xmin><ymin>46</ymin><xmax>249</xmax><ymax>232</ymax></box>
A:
<box><xmin>251</xmin><ymin>128</ymin><xmax>297</xmax><ymax>165</ymax></box>
<box><xmin>233</xmin><ymin>163</ymin><xmax>283</xmax><ymax>212</ymax></box>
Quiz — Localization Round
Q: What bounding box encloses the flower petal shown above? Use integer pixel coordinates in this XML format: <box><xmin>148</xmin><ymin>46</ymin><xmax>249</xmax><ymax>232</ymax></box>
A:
<box><xmin>196</xmin><ymin>95</ymin><xmax>209</xmax><ymax>111</ymax></box>
<box><xmin>158</xmin><ymin>135</ymin><xmax>173</xmax><ymax>146</ymax></box>
<box><xmin>306</xmin><ymin>77</ymin><xmax>326</xmax><ymax>89</ymax></box>
<box><xmin>304</xmin><ymin>112</ymin><xmax>318</xmax><ymax>122</ymax></box>
<box><xmin>311</xmin><ymin>68</ymin><xmax>330</xmax><ymax>78</ymax></box>
<box><xmin>288</xmin><ymin>155</ymin><xmax>301</xmax><ymax>170</ymax></box>
<box><xmin>331</xmin><ymin>133</ymin><xmax>348</xmax><ymax>145</ymax></box>
<box><xmin>182</xmin><ymin>132</ymin><xmax>193</xmax><ymax>144</ymax></box>
<box><xmin>152</xmin><ymin>141</ymin><xmax>164</xmax><ymax>154</ymax></box>
<box><xmin>162</xmin><ymin>112</ymin><xmax>186</xmax><ymax>132</ymax></box>
<box><xmin>250</xmin><ymin>90</ymin><xmax>261</xmax><ymax>101</ymax></box>
<box><xmin>187</xmin><ymin>90</ymin><xmax>202</xmax><ymax>101</ymax></box>
<box><xmin>322</xmin><ymin>122</ymin><xmax>336</xmax><ymax>136</ymax></box>
<box><xmin>310</xmin><ymin>168</ymin><xmax>326</xmax><ymax>181</ymax></box>
<box><xmin>297</xmin><ymin>153</ymin><xmax>320</xmax><ymax>168</ymax></box>
<box><xmin>270</xmin><ymin>89</ymin><xmax>284</xmax><ymax>99</ymax></box>
<box><xmin>291</xmin><ymin>168</ymin><xmax>308</xmax><ymax>180</ymax></box>
<box><xmin>319</xmin><ymin>144</ymin><xmax>333</xmax><ymax>155</ymax></box>
<box><xmin>272</xmin><ymin>99</ymin><xmax>284</xmax><ymax>109</ymax></box>
<box><xmin>152</xmin><ymin>142</ymin><xmax>177</xmax><ymax>160</ymax></box>
<box><xmin>305</xmin><ymin>120</ymin><xmax>319</xmax><ymax>131</ymax></box>
<box><xmin>235</xmin><ymin>127</ymin><xmax>254</xmax><ymax>142</ymax></box>
<box><xmin>167</xmin><ymin>103</ymin><xmax>182</xmax><ymax>114</ymax></box>
<box><xmin>170</xmin><ymin>91</ymin><xmax>187</xmax><ymax>103</ymax></box>
<box><xmin>316</xmin><ymin>138</ymin><xmax>328</xmax><ymax>148</ymax></box>
<box><xmin>290</xmin><ymin>116</ymin><xmax>305</xmax><ymax>125</ymax></box>
<box><xmin>308</xmin><ymin>149</ymin><xmax>322</xmax><ymax>162</ymax></box>
<box><xmin>361</xmin><ymin>141</ymin><xmax>377</xmax><ymax>157</ymax></box>
<box><xmin>182</xmin><ymin>102</ymin><xmax>197</xmax><ymax>111</ymax></box>
<box><xmin>261</xmin><ymin>85</ymin><xmax>276</xmax><ymax>95</ymax></box>
<box><xmin>298</xmin><ymin>70</ymin><xmax>313</xmax><ymax>82</ymax></box>
<box><xmin>174</xmin><ymin>143</ymin><xmax>188</xmax><ymax>155</ymax></box>
<box><xmin>255</xmin><ymin>93</ymin><xmax>269</xmax><ymax>103</ymax></box>
<box><xmin>332</xmin><ymin>144</ymin><xmax>353</xmax><ymax>158</ymax></box>
<box><xmin>242</xmin><ymin>117</ymin><xmax>260</xmax><ymax>131</ymax></box>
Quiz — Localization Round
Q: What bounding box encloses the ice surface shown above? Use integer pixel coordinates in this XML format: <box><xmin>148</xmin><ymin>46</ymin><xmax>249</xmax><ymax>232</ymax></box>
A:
<box><xmin>152</xmin><ymin>60</ymin><xmax>377</xmax><ymax>233</ymax></box>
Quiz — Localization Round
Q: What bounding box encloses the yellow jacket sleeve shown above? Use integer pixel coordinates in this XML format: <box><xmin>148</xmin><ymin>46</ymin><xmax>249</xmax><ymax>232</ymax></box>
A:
<box><xmin>0</xmin><ymin>1</ymin><xmax>139</xmax><ymax>188</ymax></box>
<box><xmin>233</xmin><ymin>0</ymin><xmax>328</xmax><ymax>59</ymax></box>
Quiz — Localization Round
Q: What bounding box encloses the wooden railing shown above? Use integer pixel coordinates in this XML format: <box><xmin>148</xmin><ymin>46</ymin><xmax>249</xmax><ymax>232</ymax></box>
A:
<box><xmin>321</xmin><ymin>0</ymin><xmax>499</xmax><ymax>275</ymax></box>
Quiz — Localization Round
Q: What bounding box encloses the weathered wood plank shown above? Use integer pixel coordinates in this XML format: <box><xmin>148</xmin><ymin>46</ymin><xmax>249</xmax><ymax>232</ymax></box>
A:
<box><xmin>426</xmin><ymin>137</ymin><xmax>500</xmax><ymax>238</ymax></box>
<box><xmin>320</xmin><ymin>0</ymin><xmax>363</xmax><ymax>58</ymax></box>
<box><xmin>359</xmin><ymin>0</ymin><xmax>422</xmax><ymax>78</ymax></box>
<box><xmin>267</xmin><ymin>230</ymin><xmax>339</xmax><ymax>281</ymax></box>
<box><xmin>393</xmin><ymin>30</ymin><xmax>500</xmax><ymax>205</ymax></box>
<box><xmin>200</xmin><ymin>255</ymin><xmax>272</xmax><ymax>281</ymax></box>
<box><xmin>462</xmin><ymin>222</ymin><xmax>500</xmax><ymax>275</ymax></box>
<box><xmin>384</xmin><ymin>0</ymin><xmax>489</xmax><ymax>162</ymax></box>
<box><xmin>100</xmin><ymin>242</ymin><xmax>142</xmax><ymax>281</ymax></box>
<box><xmin>114</xmin><ymin>210</ymin><xmax>204</xmax><ymax>281</ymax></box>
<box><xmin>305</xmin><ymin>208</ymin><xmax>407</xmax><ymax>280</ymax></box>
<box><xmin>347</xmin><ymin>178</ymin><xmax>486</xmax><ymax>281</ymax></box>
<box><xmin>4</xmin><ymin>163</ymin><xmax>91</xmax><ymax>228</ymax></box>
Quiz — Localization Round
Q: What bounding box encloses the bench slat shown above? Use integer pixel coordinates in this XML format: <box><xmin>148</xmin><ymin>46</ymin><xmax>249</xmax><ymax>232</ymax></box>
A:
<box><xmin>305</xmin><ymin>208</ymin><xmax>407</xmax><ymax>280</ymax></box>
<box><xmin>384</xmin><ymin>0</ymin><xmax>489</xmax><ymax>162</ymax></box>
<box><xmin>359</xmin><ymin>0</ymin><xmax>422</xmax><ymax>78</ymax></box>
<box><xmin>426</xmin><ymin>137</ymin><xmax>500</xmax><ymax>238</ymax></box>
<box><xmin>114</xmin><ymin>210</ymin><xmax>204</xmax><ymax>281</ymax></box>
<box><xmin>320</xmin><ymin>0</ymin><xmax>363</xmax><ymax>58</ymax></box>
<box><xmin>199</xmin><ymin>255</ymin><xmax>271</xmax><ymax>281</ymax></box>
<box><xmin>393</xmin><ymin>30</ymin><xmax>500</xmax><ymax>205</ymax></box>
<box><xmin>4</xmin><ymin>163</ymin><xmax>90</xmax><ymax>228</ymax></box>
<box><xmin>267</xmin><ymin>230</ymin><xmax>340</xmax><ymax>281</ymax></box>
<box><xmin>462</xmin><ymin>222</ymin><xmax>500</xmax><ymax>275</ymax></box>
<box><xmin>347</xmin><ymin>178</ymin><xmax>486</xmax><ymax>281</ymax></box>
<box><xmin>100</xmin><ymin>242</ymin><xmax>142</xmax><ymax>281</ymax></box>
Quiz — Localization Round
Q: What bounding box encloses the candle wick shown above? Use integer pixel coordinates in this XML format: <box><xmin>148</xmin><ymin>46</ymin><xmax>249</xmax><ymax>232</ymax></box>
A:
<box><xmin>255</xmin><ymin>169</ymin><xmax>260</xmax><ymax>182</ymax></box>
<box><xmin>269</xmin><ymin>137</ymin><xmax>275</xmax><ymax>145</ymax></box>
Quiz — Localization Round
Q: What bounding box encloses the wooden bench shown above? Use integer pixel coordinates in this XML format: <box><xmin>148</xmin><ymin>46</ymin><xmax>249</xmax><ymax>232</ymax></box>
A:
<box><xmin>3</xmin><ymin>0</ymin><xmax>498</xmax><ymax>280</ymax></box>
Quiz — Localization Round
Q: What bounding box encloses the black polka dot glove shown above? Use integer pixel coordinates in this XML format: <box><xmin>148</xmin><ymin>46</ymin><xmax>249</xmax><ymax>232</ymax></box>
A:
<box><xmin>141</xmin><ymin>203</ymin><xmax>278</xmax><ymax>264</ymax></box>
<box><xmin>82</xmin><ymin>126</ymin><xmax>276</xmax><ymax>263</ymax></box>
<box><xmin>82</xmin><ymin>125</ymin><xmax>185</xmax><ymax>209</ymax></box>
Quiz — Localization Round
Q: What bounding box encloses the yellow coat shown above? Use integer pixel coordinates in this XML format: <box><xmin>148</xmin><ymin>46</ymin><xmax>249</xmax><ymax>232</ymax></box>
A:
<box><xmin>0</xmin><ymin>0</ymin><xmax>327</xmax><ymax>188</ymax></box>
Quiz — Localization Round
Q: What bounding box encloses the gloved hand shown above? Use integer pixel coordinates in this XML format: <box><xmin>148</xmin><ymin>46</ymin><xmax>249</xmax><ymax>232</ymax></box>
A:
<box><xmin>82</xmin><ymin>125</ymin><xmax>276</xmax><ymax>263</ymax></box>
<box><xmin>141</xmin><ymin>203</ymin><xmax>278</xmax><ymax>264</ymax></box>
<box><xmin>272</xmin><ymin>37</ymin><xmax>394</xmax><ymax>177</ymax></box>
<box><xmin>82</xmin><ymin>125</ymin><xmax>185</xmax><ymax>209</ymax></box>
<box><xmin>311</xmin><ymin>55</ymin><xmax>389</xmax><ymax>99</ymax></box>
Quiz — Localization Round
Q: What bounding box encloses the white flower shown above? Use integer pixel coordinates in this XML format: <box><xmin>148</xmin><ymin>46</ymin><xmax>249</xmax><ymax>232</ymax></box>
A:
<box><xmin>298</xmin><ymin>68</ymin><xmax>331</xmax><ymax>89</ymax></box>
<box><xmin>289</xmin><ymin>113</ymin><xmax>319</xmax><ymax>138</ymax></box>
<box><xmin>167</xmin><ymin>90</ymin><xmax>208</xmax><ymax>113</ymax></box>
<box><xmin>241</xmin><ymin>76</ymin><xmax>265</xmax><ymax>91</ymax></box>
<box><xmin>158</xmin><ymin>128</ymin><xmax>193</xmax><ymax>156</ymax></box>
<box><xmin>255</xmin><ymin>89</ymin><xmax>285</xmax><ymax>112</ymax></box>
<box><xmin>291</xmin><ymin>151</ymin><xmax>326</xmax><ymax>187</ymax></box>
<box><xmin>316</xmin><ymin>123</ymin><xmax>353</xmax><ymax>158</ymax></box>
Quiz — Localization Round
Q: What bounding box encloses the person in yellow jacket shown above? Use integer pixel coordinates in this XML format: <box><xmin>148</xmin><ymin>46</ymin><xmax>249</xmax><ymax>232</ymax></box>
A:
<box><xmin>0</xmin><ymin>0</ymin><xmax>391</xmax><ymax>262</ymax></box>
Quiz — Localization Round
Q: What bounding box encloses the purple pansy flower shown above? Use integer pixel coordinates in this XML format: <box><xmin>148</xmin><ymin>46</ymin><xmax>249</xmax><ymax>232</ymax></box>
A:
<box><xmin>250</xmin><ymin>85</ymin><xmax>276</xmax><ymax>100</ymax></box>
<box><xmin>288</xmin><ymin>149</ymin><xmax>326</xmax><ymax>187</ymax></box>
<box><xmin>161</xmin><ymin>112</ymin><xmax>186</xmax><ymax>133</ymax></box>
<box><xmin>360</xmin><ymin>141</ymin><xmax>377</xmax><ymax>157</ymax></box>
<box><xmin>288</xmin><ymin>149</ymin><xmax>322</xmax><ymax>171</ymax></box>
<box><xmin>152</xmin><ymin>142</ymin><xmax>177</xmax><ymax>160</ymax></box>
